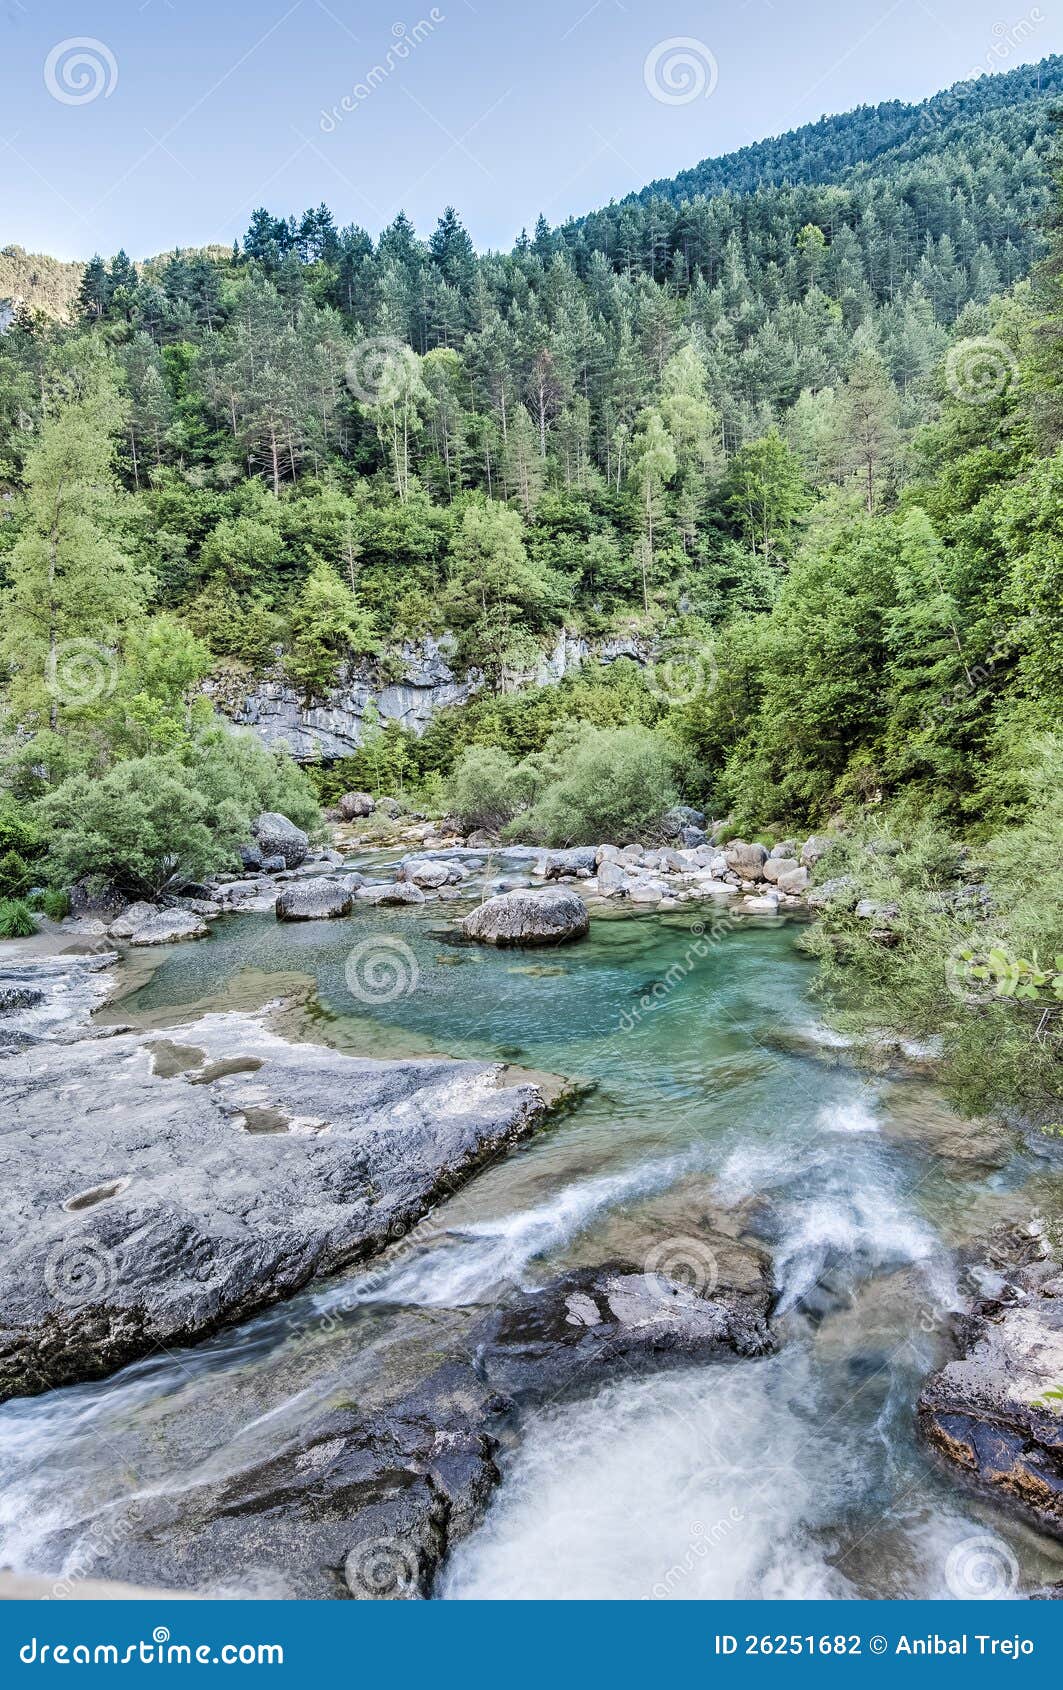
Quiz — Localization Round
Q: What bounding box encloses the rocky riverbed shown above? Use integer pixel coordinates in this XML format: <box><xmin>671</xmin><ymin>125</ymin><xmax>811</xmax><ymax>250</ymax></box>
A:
<box><xmin>2</xmin><ymin>863</ymin><xmax>1062</xmax><ymax>1601</ymax></box>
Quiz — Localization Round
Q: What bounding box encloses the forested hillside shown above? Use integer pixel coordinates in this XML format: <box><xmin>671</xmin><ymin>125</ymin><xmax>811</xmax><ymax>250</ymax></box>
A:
<box><xmin>0</xmin><ymin>57</ymin><xmax>1060</xmax><ymax>1119</ymax></box>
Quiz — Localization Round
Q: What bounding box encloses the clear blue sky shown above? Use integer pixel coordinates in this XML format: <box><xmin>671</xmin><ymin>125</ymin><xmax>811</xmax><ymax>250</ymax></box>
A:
<box><xmin>2</xmin><ymin>0</ymin><xmax>1058</xmax><ymax>259</ymax></box>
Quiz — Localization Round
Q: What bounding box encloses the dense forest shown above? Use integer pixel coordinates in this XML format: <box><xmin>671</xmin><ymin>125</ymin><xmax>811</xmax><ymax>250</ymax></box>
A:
<box><xmin>0</xmin><ymin>57</ymin><xmax>1060</xmax><ymax>1119</ymax></box>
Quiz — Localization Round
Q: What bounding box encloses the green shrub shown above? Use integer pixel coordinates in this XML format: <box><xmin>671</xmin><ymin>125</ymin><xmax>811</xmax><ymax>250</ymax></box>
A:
<box><xmin>446</xmin><ymin>745</ymin><xmax>530</xmax><ymax>833</ymax></box>
<box><xmin>0</xmin><ymin>899</ymin><xmax>37</xmax><ymax>938</ymax></box>
<box><xmin>34</xmin><ymin>888</ymin><xmax>71</xmax><ymax>920</ymax></box>
<box><xmin>515</xmin><ymin>724</ymin><xmax>679</xmax><ymax>847</ymax></box>
<box><xmin>0</xmin><ymin>850</ymin><xmax>31</xmax><ymax>898</ymax></box>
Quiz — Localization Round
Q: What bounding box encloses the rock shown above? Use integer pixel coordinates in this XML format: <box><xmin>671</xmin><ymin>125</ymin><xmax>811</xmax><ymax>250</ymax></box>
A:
<box><xmin>126</xmin><ymin>910</ymin><xmax>209</xmax><ymax>947</ymax></box>
<box><xmin>737</xmin><ymin>893</ymin><xmax>780</xmax><ymax>915</ymax></box>
<box><xmin>107</xmin><ymin>901</ymin><xmax>161</xmax><ymax>939</ymax></box>
<box><xmin>762</xmin><ymin>857</ymin><xmax>798</xmax><ymax>884</ymax></box>
<box><xmin>318</xmin><ymin>848</ymin><xmax>345</xmax><ymax>866</ymax></box>
<box><xmin>628</xmin><ymin>881</ymin><xmax>667</xmax><ymax>905</ymax></box>
<box><xmin>474</xmin><ymin>1263</ymin><xmax>775</xmax><ymax>1400</ymax></box>
<box><xmin>340</xmin><ymin>871</ymin><xmax>366</xmax><ymax>892</ymax></box>
<box><xmin>855</xmin><ymin>898</ymin><xmax>899</xmax><ymax>923</ymax></box>
<box><xmin>0</xmin><ymin>986</ymin><xmax>43</xmax><ymax>1015</ymax></box>
<box><xmin>678</xmin><ymin>826</ymin><xmax>707</xmax><ymax>847</ymax></box>
<box><xmin>339</xmin><ymin>792</ymin><xmax>375</xmax><ymax>819</ymax></box>
<box><xmin>596</xmin><ymin>844</ymin><xmax>620</xmax><ymax>864</ymax></box>
<box><xmin>251</xmin><ymin>812</ymin><xmax>309</xmax><ymax>869</ymax></box>
<box><xmin>801</xmin><ymin>834</ymin><xmax>836</xmax><ymax>868</ymax></box>
<box><xmin>724</xmin><ymin>842</ymin><xmax>768</xmax><ymax>881</ymax></box>
<box><xmin>462</xmin><ymin>888</ymin><xmax>589</xmax><ymax>947</ymax></box>
<box><xmin>60</xmin><ymin>917</ymin><xmax>109</xmax><ymax>939</ymax></box>
<box><xmin>919</xmin><ymin>1232</ymin><xmax>1063</xmax><ymax>1540</ymax></box>
<box><xmin>465</xmin><ymin>829</ymin><xmax>499</xmax><ymax>849</ymax></box>
<box><xmin>376</xmin><ymin>798</ymin><xmax>404</xmax><ymax>818</ymax></box>
<box><xmin>660</xmin><ymin>805</ymin><xmax>706</xmax><ymax>839</ymax></box>
<box><xmin>41</xmin><ymin>1260</ymin><xmax>773</xmax><ymax>1597</ymax></box>
<box><xmin>401</xmin><ymin>859</ymin><xmax>452</xmax><ymax>889</ymax></box>
<box><xmin>775</xmin><ymin>866</ymin><xmax>809</xmax><ymax>895</ymax></box>
<box><xmin>805</xmin><ymin>876</ymin><xmax>858</xmax><ymax>912</ymax></box>
<box><xmin>356</xmin><ymin>882</ymin><xmax>426</xmax><ymax>906</ymax></box>
<box><xmin>275</xmin><ymin>880</ymin><xmax>354</xmax><ymax>922</ymax></box>
<box><xmin>68</xmin><ymin>878</ymin><xmax>125</xmax><ymax>921</ymax></box>
<box><xmin>769</xmin><ymin>840</ymin><xmax>798</xmax><ymax>859</ymax></box>
<box><xmin>237</xmin><ymin>843</ymin><xmax>263</xmax><ymax>871</ymax></box>
<box><xmin>535</xmin><ymin>848</ymin><xmax>598</xmax><ymax>880</ymax></box>
<box><xmin>0</xmin><ymin>1005</ymin><xmax>546</xmax><ymax>1402</ymax></box>
<box><xmin>596</xmin><ymin>861</ymin><xmax>630</xmax><ymax>897</ymax></box>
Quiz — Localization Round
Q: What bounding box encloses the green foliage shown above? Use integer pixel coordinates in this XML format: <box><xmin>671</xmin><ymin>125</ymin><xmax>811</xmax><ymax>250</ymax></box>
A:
<box><xmin>517</xmin><ymin>724</ymin><xmax>680</xmax><ymax>846</ymax></box>
<box><xmin>0</xmin><ymin>898</ymin><xmax>37</xmax><ymax>939</ymax></box>
<box><xmin>284</xmin><ymin>559</ymin><xmax>376</xmax><ymax>702</ymax></box>
<box><xmin>446</xmin><ymin>745</ymin><xmax>532</xmax><ymax>833</ymax></box>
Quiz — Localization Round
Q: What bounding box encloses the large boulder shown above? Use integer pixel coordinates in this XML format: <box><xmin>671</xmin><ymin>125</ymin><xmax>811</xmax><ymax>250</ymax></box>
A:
<box><xmin>724</xmin><ymin>841</ymin><xmax>768</xmax><ymax>881</ymax></box>
<box><xmin>660</xmin><ymin>804</ymin><xmax>706</xmax><ymax>839</ymax></box>
<box><xmin>801</xmin><ymin>834</ymin><xmax>836</xmax><ymax>868</ymax></box>
<box><xmin>462</xmin><ymin>888</ymin><xmax>589</xmax><ymax>947</ymax></box>
<box><xmin>252</xmin><ymin>812</ymin><xmax>309</xmax><ymax>869</ymax></box>
<box><xmin>596</xmin><ymin>860</ymin><xmax>630</xmax><ymax>897</ymax></box>
<box><xmin>919</xmin><ymin>1226</ymin><xmax>1063</xmax><ymax>1541</ymax></box>
<box><xmin>761</xmin><ymin>856</ymin><xmax>798</xmax><ymax>885</ymax></box>
<box><xmin>401</xmin><ymin>858</ymin><xmax>452</xmax><ymax>889</ymax></box>
<box><xmin>776</xmin><ymin>866</ymin><xmax>809</xmax><ymax>895</ymax></box>
<box><xmin>338</xmin><ymin>791</ymin><xmax>375</xmax><ymax>820</ymax></box>
<box><xmin>535</xmin><ymin>847</ymin><xmax>598</xmax><ymax>880</ymax></box>
<box><xmin>107</xmin><ymin>902</ymin><xmax>161</xmax><ymax>939</ymax></box>
<box><xmin>275</xmin><ymin>880</ymin><xmax>354</xmax><ymax>922</ymax></box>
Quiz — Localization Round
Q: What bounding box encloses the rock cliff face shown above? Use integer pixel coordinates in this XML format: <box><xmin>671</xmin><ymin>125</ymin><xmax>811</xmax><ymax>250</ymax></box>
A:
<box><xmin>215</xmin><ymin>630</ymin><xmax>654</xmax><ymax>762</ymax></box>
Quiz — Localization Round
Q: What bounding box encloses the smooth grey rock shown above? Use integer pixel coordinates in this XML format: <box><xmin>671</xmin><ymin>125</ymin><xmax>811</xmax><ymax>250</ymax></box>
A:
<box><xmin>338</xmin><ymin>792</ymin><xmax>375</xmax><ymax>819</ymax></box>
<box><xmin>126</xmin><ymin>910</ymin><xmax>209</xmax><ymax>946</ymax></box>
<box><xmin>401</xmin><ymin>859</ymin><xmax>451</xmax><ymax>889</ymax></box>
<box><xmin>724</xmin><ymin>841</ymin><xmax>768</xmax><ymax>881</ymax></box>
<box><xmin>775</xmin><ymin>866</ymin><xmax>809</xmax><ymax>895</ymax></box>
<box><xmin>356</xmin><ymin>882</ymin><xmax>426</xmax><ymax>906</ymax></box>
<box><xmin>769</xmin><ymin>840</ymin><xmax>798</xmax><ymax>859</ymax></box>
<box><xmin>462</xmin><ymin>888</ymin><xmax>589</xmax><ymax>947</ymax></box>
<box><xmin>805</xmin><ymin>876</ymin><xmax>859</xmax><ymax>912</ymax></box>
<box><xmin>596</xmin><ymin>861</ymin><xmax>629</xmax><ymax>897</ymax></box>
<box><xmin>535</xmin><ymin>848</ymin><xmax>598</xmax><ymax>880</ymax></box>
<box><xmin>661</xmin><ymin>805</ymin><xmax>706</xmax><ymax>838</ymax></box>
<box><xmin>107</xmin><ymin>902</ymin><xmax>161</xmax><ymax>939</ymax></box>
<box><xmin>251</xmin><ymin>813</ymin><xmax>309</xmax><ymax>869</ymax></box>
<box><xmin>275</xmin><ymin>881</ymin><xmax>354</xmax><ymax>922</ymax></box>
<box><xmin>761</xmin><ymin>857</ymin><xmax>798</xmax><ymax>885</ymax></box>
<box><xmin>236</xmin><ymin>844</ymin><xmax>263</xmax><ymax>871</ymax></box>
<box><xmin>0</xmin><ymin>1006</ymin><xmax>546</xmax><ymax>1402</ymax></box>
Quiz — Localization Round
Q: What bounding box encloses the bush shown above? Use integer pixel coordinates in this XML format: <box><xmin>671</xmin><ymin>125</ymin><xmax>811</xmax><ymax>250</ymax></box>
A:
<box><xmin>0</xmin><ymin>899</ymin><xmax>37</xmax><ymax>938</ymax></box>
<box><xmin>804</xmin><ymin>738</ymin><xmax>1063</xmax><ymax>1126</ymax></box>
<box><xmin>446</xmin><ymin>745</ymin><xmax>530</xmax><ymax>833</ymax></box>
<box><xmin>516</xmin><ymin>724</ymin><xmax>679</xmax><ymax>847</ymax></box>
<box><xmin>0</xmin><ymin>849</ymin><xmax>31</xmax><ymax>898</ymax></box>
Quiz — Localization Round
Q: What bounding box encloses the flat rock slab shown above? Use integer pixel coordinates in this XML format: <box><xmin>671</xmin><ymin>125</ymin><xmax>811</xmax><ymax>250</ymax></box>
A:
<box><xmin>275</xmin><ymin>880</ymin><xmax>354</xmax><ymax>921</ymax></box>
<box><xmin>462</xmin><ymin>888</ymin><xmax>589</xmax><ymax>947</ymax></box>
<box><xmin>0</xmin><ymin>1006</ymin><xmax>545</xmax><ymax>1403</ymax></box>
<box><xmin>919</xmin><ymin>1229</ymin><xmax>1063</xmax><ymax>1539</ymax></box>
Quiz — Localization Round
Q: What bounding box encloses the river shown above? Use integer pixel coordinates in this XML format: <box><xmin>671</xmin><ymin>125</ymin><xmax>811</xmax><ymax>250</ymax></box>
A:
<box><xmin>1</xmin><ymin>885</ymin><xmax>1061</xmax><ymax>1599</ymax></box>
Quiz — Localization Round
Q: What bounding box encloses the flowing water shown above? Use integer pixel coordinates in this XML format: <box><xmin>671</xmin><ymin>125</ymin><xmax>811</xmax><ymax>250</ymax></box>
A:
<box><xmin>3</xmin><ymin>884</ymin><xmax>1062</xmax><ymax>1599</ymax></box>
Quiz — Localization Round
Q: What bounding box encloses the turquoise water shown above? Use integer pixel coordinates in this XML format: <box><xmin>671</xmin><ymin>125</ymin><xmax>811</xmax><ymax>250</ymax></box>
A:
<box><xmin>2</xmin><ymin>900</ymin><xmax>1061</xmax><ymax>1599</ymax></box>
